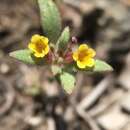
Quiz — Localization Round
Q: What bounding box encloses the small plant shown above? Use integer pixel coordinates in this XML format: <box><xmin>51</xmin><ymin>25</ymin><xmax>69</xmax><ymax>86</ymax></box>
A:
<box><xmin>10</xmin><ymin>0</ymin><xmax>113</xmax><ymax>94</ymax></box>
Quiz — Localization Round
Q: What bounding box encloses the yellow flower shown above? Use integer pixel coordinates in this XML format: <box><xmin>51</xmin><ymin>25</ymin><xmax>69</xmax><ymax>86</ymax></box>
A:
<box><xmin>28</xmin><ymin>34</ymin><xmax>50</xmax><ymax>58</ymax></box>
<box><xmin>73</xmin><ymin>44</ymin><xmax>96</xmax><ymax>69</ymax></box>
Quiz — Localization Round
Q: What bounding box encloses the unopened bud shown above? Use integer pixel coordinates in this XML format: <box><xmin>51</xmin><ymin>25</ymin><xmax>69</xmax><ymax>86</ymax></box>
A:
<box><xmin>46</xmin><ymin>51</ymin><xmax>53</xmax><ymax>63</ymax></box>
<box><xmin>64</xmin><ymin>52</ymin><xmax>73</xmax><ymax>63</ymax></box>
<box><xmin>71</xmin><ymin>36</ymin><xmax>77</xmax><ymax>44</ymax></box>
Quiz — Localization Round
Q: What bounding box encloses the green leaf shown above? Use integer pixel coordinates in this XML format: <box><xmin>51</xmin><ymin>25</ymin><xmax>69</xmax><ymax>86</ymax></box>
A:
<box><xmin>9</xmin><ymin>49</ymin><xmax>44</xmax><ymax>65</ymax></box>
<box><xmin>51</xmin><ymin>65</ymin><xmax>62</xmax><ymax>75</ymax></box>
<box><xmin>56</xmin><ymin>27</ymin><xmax>70</xmax><ymax>51</ymax></box>
<box><xmin>60</xmin><ymin>72</ymin><xmax>75</xmax><ymax>94</ymax></box>
<box><xmin>93</xmin><ymin>59</ymin><xmax>113</xmax><ymax>72</ymax></box>
<box><xmin>38</xmin><ymin>0</ymin><xmax>62</xmax><ymax>43</ymax></box>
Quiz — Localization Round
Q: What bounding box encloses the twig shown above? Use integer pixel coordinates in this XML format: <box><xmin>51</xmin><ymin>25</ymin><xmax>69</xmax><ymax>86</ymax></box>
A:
<box><xmin>77</xmin><ymin>75</ymin><xmax>113</xmax><ymax>111</ymax></box>
<box><xmin>88</xmin><ymin>89</ymin><xmax>124</xmax><ymax>117</ymax></box>
<box><xmin>76</xmin><ymin>107</ymin><xmax>100</xmax><ymax>130</ymax></box>
<box><xmin>75</xmin><ymin>75</ymin><xmax>113</xmax><ymax>130</ymax></box>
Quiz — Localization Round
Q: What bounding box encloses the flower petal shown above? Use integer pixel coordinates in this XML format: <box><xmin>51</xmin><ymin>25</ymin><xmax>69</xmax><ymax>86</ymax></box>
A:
<box><xmin>44</xmin><ymin>45</ymin><xmax>50</xmax><ymax>55</ymax></box>
<box><xmin>41</xmin><ymin>36</ymin><xmax>49</xmax><ymax>45</ymax></box>
<box><xmin>31</xmin><ymin>34</ymin><xmax>41</xmax><ymax>43</ymax></box>
<box><xmin>73</xmin><ymin>51</ymin><xmax>78</xmax><ymax>61</ymax></box>
<box><xmin>88</xmin><ymin>48</ymin><xmax>96</xmax><ymax>57</ymax></box>
<box><xmin>77</xmin><ymin>61</ymin><xmax>86</xmax><ymax>69</ymax></box>
<box><xmin>79</xmin><ymin>44</ymin><xmax>88</xmax><ymax>51</ymax></box>
<box><xmin>85</xmin><ymin>58</ymin><xmax>95</xmax><ymax>67</ymax></box>
<box><xmin>28</xmin><ymin>43</ymin><xmax>36</xmax><ymax>51</ymax></box>
<box><xmin>34</xmin><ymin>52</ymin><xmax>45</xmax><ymax>58</ymax></box>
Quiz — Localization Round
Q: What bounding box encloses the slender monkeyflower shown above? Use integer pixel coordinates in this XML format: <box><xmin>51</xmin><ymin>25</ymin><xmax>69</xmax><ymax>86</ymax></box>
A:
<box><xmin>73</xmin><ymin>44</ymin><xmax>96</xmax><ymax>69</ymax></box>
<box><xmin>28</xmin><ymin>34</ymin><xmax>50</xmax><ymax>58</ymax></box>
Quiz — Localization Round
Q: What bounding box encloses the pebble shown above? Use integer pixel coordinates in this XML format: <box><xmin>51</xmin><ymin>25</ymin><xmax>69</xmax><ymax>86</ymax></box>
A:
<box><xmin>0</xmin><ymin>63</ymin><xmax>10</xmax><ymax>74</ymax></box>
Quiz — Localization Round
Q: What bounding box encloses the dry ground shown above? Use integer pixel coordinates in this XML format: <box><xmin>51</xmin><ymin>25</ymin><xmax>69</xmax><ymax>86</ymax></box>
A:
<box><xmin>0</xmin><ymin>0</ymin><xmax>130</xmax><ymax>130</ymax></box>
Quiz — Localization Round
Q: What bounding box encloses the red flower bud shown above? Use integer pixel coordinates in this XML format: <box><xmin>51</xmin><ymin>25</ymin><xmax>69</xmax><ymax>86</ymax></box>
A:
<box><xmin>64</xmin><ymin>52</ymin><xmax>73</xmax><ymax>63</ymax></box>
<box><xmin>46</xmin><ymin>51</ymin><xmax>53</xmax><ymax>63</ymax></box>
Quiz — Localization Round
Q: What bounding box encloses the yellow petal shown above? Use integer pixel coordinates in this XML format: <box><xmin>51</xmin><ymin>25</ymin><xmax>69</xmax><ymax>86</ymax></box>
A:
<box><xmin>84</xmin><ymin>58</ymin><xmax>95</xmax><ymax>67</ymax></box>
<box><xmin>28</xmin><ymin>43</ymin><xmax>35</xmax><ymax>51</ymax></box>
<box><xmin>77</xmin><ymin>61</ymin><xmax>86</xmax><ymax>69</ymax></box>
<box><xmin>79</xmin><ymin>44</ymin><xmax>88</xmax><ymax>51</ymax></box>
<box><xmin>31</xmin><ymin>34</ymin><xmax>41</xmax><ymax>43</ymax></box>
<box><xmin>41</xmin><ymin>36</ymin><xmax>49</xmax><ymax>45</ymax></box>
<box><xmin>44</xmin><ymin>45</ymin><xmax>50</xmax><ymax>54</ymax></box>
<box><xmin>73</xmin><ymin>51</ymin><xmax>78</xmax><ymax>61</ymax></box>
<box><xmin>34</xmin><ymin>52</ymin><xmax>45</xmax><ymax>58</ymax></box>
<box><xmin>88</xmin><ymin>48</ymin><xmax>96</xmax><ymax>57</ymax></box>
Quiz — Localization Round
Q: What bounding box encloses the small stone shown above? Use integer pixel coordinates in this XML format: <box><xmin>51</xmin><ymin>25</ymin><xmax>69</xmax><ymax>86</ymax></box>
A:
<box><xmin>64</xmin><ymin>106</ymin><xmax>76</xmax><ymax>122</ymax></box>
<box><xmin>43</xmin><ymin>81</ymin><xmax>59</xmax><ymax>97</ymax></box>
<box><xmin>25</xmin><ymin>116</ymin><xmax>42</xmax><ymax>126</ymax></box>
<box><xmin>0</xmin><ymin>63</ymin><xmax>10</xmax><ymax>74</ymax></box>
<box><xmin>55</xmin><ymin>105</ymin><xmax>64</xmax><ymax>115</ymax></box>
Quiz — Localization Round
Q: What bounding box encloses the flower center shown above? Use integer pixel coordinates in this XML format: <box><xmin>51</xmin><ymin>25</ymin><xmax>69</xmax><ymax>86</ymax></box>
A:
<box><xmin>78</xmin><ymin>50</ymin><xmax>88</xmax><ymax>61</ymax></box>
<box><xmin>36</xmin><ymin>42</ymin><xmax>45</xmax><ymax>53</ymax></box>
